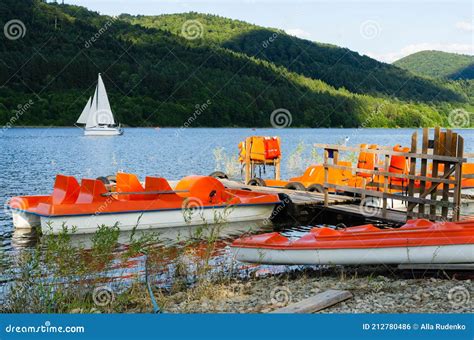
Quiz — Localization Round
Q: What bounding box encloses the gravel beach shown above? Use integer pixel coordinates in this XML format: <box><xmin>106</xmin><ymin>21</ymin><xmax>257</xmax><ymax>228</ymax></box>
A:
<box><xmin>161</xmin><ymin>266</ymin><xmax>473</xmax><ymax>313</ymax></box>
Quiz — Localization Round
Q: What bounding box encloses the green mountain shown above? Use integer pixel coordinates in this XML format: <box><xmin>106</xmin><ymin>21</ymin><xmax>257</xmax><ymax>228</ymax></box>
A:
<box><xmin>0</xmin><ymin>1</ymin><xmax>469</xmax><ymax>128</ymax></box>
<box><xmin>394</xmin><ymin>50</ymin><xmax>474</xmax><ymax>80</ymax></box>
<box><xmin>124</xmin><ymin>13</ymin><xmax>464</xmax><ymax>102</ymax></box>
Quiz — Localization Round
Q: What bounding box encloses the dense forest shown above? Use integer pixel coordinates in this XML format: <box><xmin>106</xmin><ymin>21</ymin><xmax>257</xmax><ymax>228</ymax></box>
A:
<box><xmin>126</xmin><ymin>13</ymin><xmax>465</xmax><ymax>102</ymax></box>
<box><xmin>0</xmin><ymin>1</ymin><xmax>472</xmax><ymax>128</ymax></box>
<box><xmin>394</xmin><ymin>50</ymin><xmax>474</xmax><ymax>80</ymax></box>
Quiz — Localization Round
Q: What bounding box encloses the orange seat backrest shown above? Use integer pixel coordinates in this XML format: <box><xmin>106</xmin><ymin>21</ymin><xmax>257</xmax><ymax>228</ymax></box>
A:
<box><xmin>116</xmin><ymin>173</ymin><xmax>145</xmax><ymax>200</ymax></box>
<box><xmin>145</xmin><ymin>176</ymin><xmax>173</xmax><ymax>192</ymax></box>
<box><xmin>389</xmin><ymin>145</ymin><xmax>410</xmax><ymax>177</ymax></box>
<box><xmin>357</xmin><ymin>144</ymin><xmax>377</xmax><ymax>177</ymax></box>
<box><xmin>462</xmin><ymin>163</ymin><xmax>474</xmax><ymax>174</ymax></box>
<box><xmin>76</xmin><ymin>179</ymin><xmax>108</xmax><ymax>204</ymax></box>
<box><xmin>52</xmin><ymin>175</ymin><xmax>81</xmax><ymax>205</ymax></box>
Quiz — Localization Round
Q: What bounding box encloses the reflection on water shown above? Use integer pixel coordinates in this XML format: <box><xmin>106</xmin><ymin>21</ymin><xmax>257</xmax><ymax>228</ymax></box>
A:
<box><xmin>3</xmin><ymin>220</ymin><xmax>291</xmax><ymax>293</ymax></box>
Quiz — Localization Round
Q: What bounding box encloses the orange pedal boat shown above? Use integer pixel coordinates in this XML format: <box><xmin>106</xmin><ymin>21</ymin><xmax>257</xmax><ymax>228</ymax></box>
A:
<box><xmin>9</xmin><ymin>173</ymin><xmax>281</xmax><ymax>234</ymax></box>
<box><xmin>231</xmin><ymin>219</ymin><xmax>474</xmax><ymax>265</ymax></box>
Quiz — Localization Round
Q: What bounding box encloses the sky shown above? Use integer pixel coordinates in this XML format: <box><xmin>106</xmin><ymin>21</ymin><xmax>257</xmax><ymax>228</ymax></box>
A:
<box><xmin>63</xmin><ymin>0</ymin><xmax>473</xmax><ymax>63</ymax></box>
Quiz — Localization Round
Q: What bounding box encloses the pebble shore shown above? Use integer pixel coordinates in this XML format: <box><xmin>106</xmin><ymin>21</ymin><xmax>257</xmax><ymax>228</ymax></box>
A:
<box><xmin>162</xmin><ymin>266</ymin><xmax>473</xmax><ymax>313</ymax></box>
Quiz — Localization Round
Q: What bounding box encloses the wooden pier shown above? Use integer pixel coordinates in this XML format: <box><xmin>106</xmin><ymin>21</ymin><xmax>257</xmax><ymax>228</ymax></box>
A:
<box><xmin>222</xmin><ymin>128</ymin><xmax>474</xmax><ymax>226</ymax></box>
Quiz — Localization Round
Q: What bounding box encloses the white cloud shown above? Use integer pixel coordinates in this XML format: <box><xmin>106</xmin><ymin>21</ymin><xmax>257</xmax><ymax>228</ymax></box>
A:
<box><xmin>366</xmin><ymin>43</ymin><xmax>474</xmax><ymax>63</ymax></box>
<box><xmin>456</xmin><ymin>20</ymin><xmax>474</xmax><ymax>32</ymax></box>
<box><xmin>285</xmin><ymin>28</ymin><xmax>312</xmax><ymax>40</ymax></box>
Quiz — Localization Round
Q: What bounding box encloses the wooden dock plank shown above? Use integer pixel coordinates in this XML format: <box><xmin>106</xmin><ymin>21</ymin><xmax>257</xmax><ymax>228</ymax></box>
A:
<box><xmin>324</xmin><ymin>204</ymin><xmax>407</xmax><ymax>224</ymax></box>
<box><xmin>220</xmin><ymin>179</ymin><xmax>357</xmax><ymax>206</ymax></box>
<box><xmin>271</xmin><ymin>290</ymin><xmax>353</xmax><ymax>314</ymax></box>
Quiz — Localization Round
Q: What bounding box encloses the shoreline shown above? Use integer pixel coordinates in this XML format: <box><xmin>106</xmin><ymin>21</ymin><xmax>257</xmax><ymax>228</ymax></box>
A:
<box><xmin>3</xmin><ymin>126</ymin><xmax>467</xmax><ymax>130</ymax></box>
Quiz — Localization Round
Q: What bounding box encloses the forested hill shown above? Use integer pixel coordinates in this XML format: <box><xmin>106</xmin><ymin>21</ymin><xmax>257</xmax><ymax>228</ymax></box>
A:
<box><xmin>394</xmin><ymin>50</ymin><xmax>474</xmax><ymax>80</ymax></box>
<box><xmin>0</xmin><ymin>1</ymin><xmax>470</xmax><ymax>128</ymax></box>
<box><xmin>123</xmin><ymin>13</ymin><xmax>464</xmax><ymax>103</ymax></box>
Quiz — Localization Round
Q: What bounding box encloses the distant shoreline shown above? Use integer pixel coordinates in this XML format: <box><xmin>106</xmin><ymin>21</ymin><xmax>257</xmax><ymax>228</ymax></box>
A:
<box><xmin>4</xmin><ymin>126</ymin><xmax>459</xmax><ymax>130</ymax></box>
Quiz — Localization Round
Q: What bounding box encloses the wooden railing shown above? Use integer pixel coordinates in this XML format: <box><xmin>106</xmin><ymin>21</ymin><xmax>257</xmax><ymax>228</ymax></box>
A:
<box><xmin>315</xmin><ymin>127</ymin><xmax>466</xmax><ymax>222</ymax></box>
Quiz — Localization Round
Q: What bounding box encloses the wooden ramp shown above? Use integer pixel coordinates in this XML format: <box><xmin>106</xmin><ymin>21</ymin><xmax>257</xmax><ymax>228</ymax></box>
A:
<box><xmin>324</xmin><ymin>204</ymin><xmax>408</xmax><ymax>224</ymax></box>
<box><xmin>221</xmin><ymin>179</ymin><xmax>357</xmax><ymax>206</ymax></box>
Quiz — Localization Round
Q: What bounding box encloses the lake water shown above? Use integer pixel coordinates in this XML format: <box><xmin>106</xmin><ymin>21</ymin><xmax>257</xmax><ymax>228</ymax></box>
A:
<box><xmin>1</xmin><ymin>127</ymin><xmax>473</xmax><ymax>288</ymax></box>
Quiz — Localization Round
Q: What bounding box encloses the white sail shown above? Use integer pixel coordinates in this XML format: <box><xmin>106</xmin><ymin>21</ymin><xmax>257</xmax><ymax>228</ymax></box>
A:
<box><xmin>85</xmin><ymin>87</ymin><xmax>98</xmax><ymax>129</ymax></box>
<box><xmin>96</xmin><ymin>74</ymin><xmax>115</xmax><ymax>125</ymax></box>
<box><xmin>76</xmin><ymin>96</ymin><xmax>92</xmax><ymax>124</ymax></box>
<box><xmin>82</xmin><ymin>73</ymin><xmax>123</xmax><ymax>136</ymax></box>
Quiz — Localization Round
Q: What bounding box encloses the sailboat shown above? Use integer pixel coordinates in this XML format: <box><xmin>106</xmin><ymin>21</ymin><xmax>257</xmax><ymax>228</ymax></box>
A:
<box><xmin>76</xmin><ymin>73</ymin><xmax>123</xmax><ymax>136</ymax></box>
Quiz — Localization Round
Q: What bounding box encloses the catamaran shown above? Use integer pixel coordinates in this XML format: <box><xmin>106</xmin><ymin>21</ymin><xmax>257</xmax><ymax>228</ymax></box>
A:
<box><xmin>76</xmin><ymin>73</ymin><xmax>123</xmax><ymax>136</ymax></box>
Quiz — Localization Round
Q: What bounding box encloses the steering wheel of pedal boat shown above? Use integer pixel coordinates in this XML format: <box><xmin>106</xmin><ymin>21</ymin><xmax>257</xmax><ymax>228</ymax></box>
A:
<box><xmin>209</xmin><ymin>171</ymin><xmax>229</xmax><ymax>179</ymax></box>
<box><xmin>247</xmin><ymin>177</ymin><xmax>266</xmax><ymax>186</ymax></box>
<box><xmin>96</xmin><ymin>175</ymin><xmax>117</xmax><ymax>192</ymax></box>
<box><xmin>335</xmin><ymin>223</ymin><xmax>347</xmax><ymax>230</ymax></box>
<box><xmin>284</xmin><ymin>182</ymin><xmax>306</xmax><ymax>191</ymax></box>
<box><xmin>96</xmin><ymin>176</ymin><xmax>110</xmax><ymax>185</ymax></box>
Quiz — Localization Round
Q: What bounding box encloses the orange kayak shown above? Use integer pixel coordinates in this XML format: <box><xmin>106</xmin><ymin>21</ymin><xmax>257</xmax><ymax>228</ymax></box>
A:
<box><xmin>231</xmin><ymin>219</ymin><xmax>474</xmax><ymax>265</ymax></box>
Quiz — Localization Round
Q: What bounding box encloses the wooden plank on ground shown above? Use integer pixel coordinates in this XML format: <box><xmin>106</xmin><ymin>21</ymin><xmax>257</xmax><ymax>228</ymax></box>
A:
<box><xmin>270</xmin><ymin>290</ymin><xmax>353</xmax><ymax>314</ymax></box>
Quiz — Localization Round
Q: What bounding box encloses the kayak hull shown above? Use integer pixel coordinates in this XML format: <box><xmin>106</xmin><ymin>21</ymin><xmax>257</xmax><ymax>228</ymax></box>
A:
<box><xmin>231</xmin><ymin>219</ymin><xmax>474</xmax><ymax>265</ymax></box>
<box><xmin>14</xmin><ymin>204</ymin><xmax>276</xmax><ymax>235</ymax></box>
<box><xmin>232</xmin><ymin>244</ymin><xmax>474</xmax><ymax>265</ymax></box>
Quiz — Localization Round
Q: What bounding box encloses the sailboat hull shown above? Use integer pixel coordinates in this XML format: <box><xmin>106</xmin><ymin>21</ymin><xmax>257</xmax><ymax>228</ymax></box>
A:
<box><xmin>84</xmin><ymin>126</ymin><xmax>123</xmax><ymax>136</ymax></box>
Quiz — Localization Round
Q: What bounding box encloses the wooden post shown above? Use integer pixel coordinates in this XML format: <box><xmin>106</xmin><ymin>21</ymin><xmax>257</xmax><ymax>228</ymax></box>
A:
<box><xmin>453</xmin><ymin>136</ymin><xmax>464</xmax><ymax>221</ymax></box>
<box><xmin>333</xmin><ymin>149</ymin><xmax>339</xmax><ymax>165</ymax></box>
<box><xmin>275</xmin><ymin>136</ymin><xmax>281</xmax><ymax>180</ymax></box>
<box><xmin>418</xmin><ymin>128</ymin><xmax>429</xmax><ymax>215</ymax></box>
<box><xmin>430</xmin><ymin>127</ymin><xmax>441</xmax><ymax>217</ymax></box>
<box><xmin>361</xmin><ymin>178</ymin><xmax>367</xmax><ymax>201</ymax></box>
<box><xmin>323</xmin><ymin>149</ymin><xmax>329</xmax><ymax>207</ymax></box>
<box><xmin>406</xmin><ymin>131</ymin><xmax>418</xmax><ymax>219</ymax></box>
<box><xmin>244</xmin><ymin>137</ymin><xmax>251</xmax><ymax>184</ymax></box>
<box><xmin>441</xmin><ymin>130</ymin><xmax>453</xmax><ymax>219</ymax></box>
<box><xmin>382</xmin><ymin>153</ymin><xmax>389</xmax><ymax>217</ymax></box>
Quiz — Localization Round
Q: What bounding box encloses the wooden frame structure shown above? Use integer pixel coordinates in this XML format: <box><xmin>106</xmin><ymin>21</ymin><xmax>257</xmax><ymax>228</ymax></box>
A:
<box><xmin>316</xmin><ymin>128</ymin><xmax>467</xmax><ymax>222</ymax></box>
<box><xmin>243</xmin><ymin>136</ymin><xmax>281</xmax><ymax>184</ymax></box>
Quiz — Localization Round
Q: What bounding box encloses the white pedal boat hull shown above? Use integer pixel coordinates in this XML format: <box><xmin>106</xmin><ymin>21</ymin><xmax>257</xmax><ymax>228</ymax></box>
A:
<box><xmin>13</xmin><ymin>204</ymin><xmax>276</xmax><ymax>235</ymax></box>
